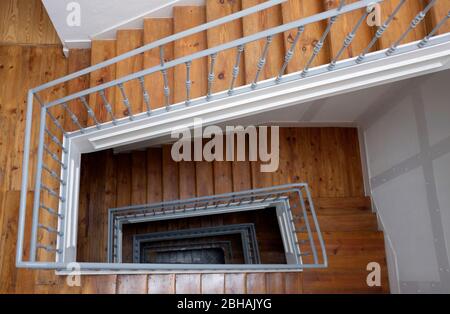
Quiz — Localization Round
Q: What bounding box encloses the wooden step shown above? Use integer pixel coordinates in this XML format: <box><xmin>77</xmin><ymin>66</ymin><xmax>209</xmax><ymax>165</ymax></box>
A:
<box><xmin>295</xmin><ymin>213</ymin><xmax>378</xmax><ymax>232</ymax></box>
<box><xmin>426</xmin><ymin>0</ymin><xmax>450</xmax><ymax>35</ymax></box>
<box><xmin>242</xmin><ymin>0</ymin><xmax>284</xmax><ymax>83</ymax></box>
<box><xmin>143</xmin><ymin>18</ymin><xmax>174</xmax><ymax>110</ymax></box>
<box><xmin>115</xmin><ymin>29</ymin><xmax>143</xmax><ymax>118</ymax></box>
<box><xmin>281</xmin><ymin>0</ymin><xmax>329</xmax><ymax>72</ymax></box>
<box><xmin>312</xmin><ymin>196</ymin><xmax>372</xmax><ymax>210</ymax></box>
<box><xmin>173</xmin><ymin>6</ymin><xmax>208</xmax><ymax>104</ymax></box>
<box><xmin>89</xmin><ymin>40</ymin><xmax>116</xmax><ymax>125</ymax></box>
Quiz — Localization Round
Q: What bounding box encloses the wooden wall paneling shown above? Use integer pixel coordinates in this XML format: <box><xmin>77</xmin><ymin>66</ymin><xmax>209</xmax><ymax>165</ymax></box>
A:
<box><xmin>206</xmin><ymin>0</ymin><xmax>245</xmax><ymax>94</ymax></box>
<box><xmin>66</xmin><ymin>49</ymin><xmax>90</xmax><ymax>130</ymax></box>
<box><xmin>76</xmin><ymin>154</ymin><xmax>91</xmax><ymax>261</ymax></box>
<box><xmin>0</xmin><ymin>0</ymin><xmax>60</xmax><ymax>45</ymax></box>
<box><xmin>173</xmin><ymin>7</ymin><xmax>208</xmax><ymax>104</ymax></box>
<box><xmin>131</xmin><ymin>151</ymin><xmax>147</xmax><ymax>205</ymax></box>
<box><xmin>242</xmin><ymin>0</ymin><xmax>284</xmax><ymax>82</ymax></box>
<box><xmin>251</xmin><ymin>128</ymin><xmax>273</xmax><ymax>189</ymax></box>
<box><xmin>246</xmin><ymin>273</ymin><xmax>266</xmax><ymax>294</ymax></box>
<box><xmin>162</xmin><ymin>145</ymin><xmax>179</xmax><ymax>202</ymax></box>
<box><xmin>281</xmin><ymin>0</ymin><xmax>329</xmax><ymax>73</ymax></box>
<box><xmin>89</xmin><ymin>40</ymin><xmax>116</xmax><ymax>125</ymax></box>
<box><xmin>82</xmin><ymin>275</ymin><xmax>117</xmax><ymax>294</ymax></box>
<box><xmin>115</xmin><ymin>30</ymin><xmax>143</xmax><ymax>118</ymax></box>
<box><xmin>148</xmin><ymin>274</ymin><xmax>175</xmax><ymax>294</ymax></box>
<box><xmin>224</xmin><ymin>273</ymin><xmax>246</xmax><ymax>293</ymax></box>
<box><xmin>265</xmin><ymin>273</ymin><xmax>285</xmax><ymax>294</ymax></box>
<box><xmin>377</xmin><ymin>0</ymin><xmax>427</xmax><ymax>49</ymax></box>
<box><xmin>324</xmin><ymin>0</ymin><xmax>376</xmax><ymax>60</ymax></box>
<box><xmin>116</xmin><ymin>275</ymin><xmax>148</xmax><ymax>294</ymax></box>
<box><xmin>201</xmin><ymin>273</ymin><xmax>225</xmax><ymax>294</ymax></box>
<box><xmin>175</xmin><ymin>274</ymin><xmax>201</xmax><ymax>294</ymax></box>
<box><xmin>143</xmin><ymin>19</ymin><xmax>174</xmax><ymax>110</ymax></box>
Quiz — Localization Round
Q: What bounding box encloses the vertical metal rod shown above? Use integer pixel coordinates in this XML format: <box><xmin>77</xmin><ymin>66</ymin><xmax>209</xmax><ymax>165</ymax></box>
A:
<box><xmin>228</xmin><ymin>45</ymin><xmax>244</xmax><ymax>95</ymax></box>
<box><xmin>138</xmin><ymin>77</ymin><xmax>152</xmax><ymax>116</ymax></box>
<box><xmin>301</xmin><ymin>1</ymin><xmax>344</xmax><ymax>77</ymax></box>
<box><xmin>47</xmin><ymin>110</ymin><xmax>66</xmax><ymax>135</ymax></box>
<box><xmin>251</xmin><ymin>36</ymin><xmax>273</xmax><ymax>89</ymax></box>
<box><xmin>16</xmin><ymin>90</ymin><xmax>34</xmax><ymax>264</ymax></box>
<box><xmin>297</xmin><ymin>188</ymin><xmax>318</xmax><ymax>264</ymax></box>
<box><xmin>185</xmin><ymin>61</ymin><xmax>192</xmax><ymax>106</ymax></box>
<box><xmin>356</xmin><ymin>0</ymin><xmax>407</xmax><ymax>63</ymax></box>
<box><xmin>418</xmin><ymin>10</ymin><xmax>450</xmax><ymax>48</ymax></box>
<box><xmin>118</xmin><ymin>83</ymin><xmax>134</xmax><ymax>120</ymax></box>
<box><xmin>30</xmin><ymin>106</ymin><xmax>47</xmax><ymax>261</ymax></box>
<box><xmin>99</xmin><ymin>90</ymin><xmax>117</xmax><ymax>125</ymax></box>
<box><xmin>276</xmin><ymin>26</ymin><xmax>305</xmax><ymax>82</ymax></box>
<box><xmin>45</xmin><ymin>128</ymin><xmax>67</xmax><ymax>153</ymax></box>
<box><xmin>386</xmin><ymin>0</ymin><xmax>438</xmax><ymax>56</ymax></box>
<box><xmin>80</xmin><ymin>96</ymin><xmax>101</xmax><ymax>128</ymax></box>
<box><xmin>159</xmin><ymin>46</ymin><xmax>171</xmax><ymax>110</ymax></box>
<box><xmin>62</xmin><ymin>103</ymin><xmax>85</xmax><ymax>133</ymax></box>
<box><xmin>328</xmin><ymin>9</ymin><xmax>369</xmax><ymax>70</ymax></box>
<box><xmin>206</xmin><ymin>53</ymin><xmax>218</xmax><ymax>100</ymax></box>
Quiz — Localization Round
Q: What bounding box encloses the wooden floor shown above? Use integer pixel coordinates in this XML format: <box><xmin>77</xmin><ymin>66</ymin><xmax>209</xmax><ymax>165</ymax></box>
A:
<box><xmin>1</xmin><ymin>0</ymin><xmax>448</xmax><ymax>293</ymax></box>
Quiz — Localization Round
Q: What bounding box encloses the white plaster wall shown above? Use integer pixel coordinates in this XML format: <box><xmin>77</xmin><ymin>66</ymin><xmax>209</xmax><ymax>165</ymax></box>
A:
<box><xmin>360</xmin><ymin>70</ymin><xmax>450</xmax><ymax>293</ymax></box>
<box><xmin>41</xmin><ymin>0</ymin><xmax>204</xmax><ymax>48</ymax></box>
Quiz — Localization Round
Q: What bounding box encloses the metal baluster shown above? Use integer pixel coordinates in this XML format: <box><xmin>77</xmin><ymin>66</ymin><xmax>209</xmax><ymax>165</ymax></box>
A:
<box><xmin>40</xmin><ymin>204</ymin><xmax>64</xmax><ymax>218</ymax></box>
<box><xmin>118</xmin><ymin>83</ymin><xmax>134</xmax><ymax>120</ymax></box>
<box><xmin>301</xmin><ymin>1</ymin><xmax>344</xmax><ymax>78</ymax></box>
<box><xmin>160</xmin><ymin>46</ymin><xmax>171</xmax><ymax>110</ymax></box>
<box><xmin>206</xmin><ymin>53</ymin><xmax>218</xmax><ymax>101</ymax></box>
<box><xmin>418</xmin><ymin>10</ymin><xmax>450</xmax><ymax>48</ymax></box>
<box><xmin>80</xmin><ymin>96</ymin><xmax>101</xmax><ymax>129</ymax></box>
<box><xmin>37</xmin><ymin>244</ymin><xmax>62</xmax><ymax>254</ymax></box>
<box><xmin>44</xmin><ymin>145</ymin><xmax>66</xmax><ymax>169</ymax></box>
<box><xmin>138</xmin><ymin>77</ymin><xmax>152</xmax><ymax>116</ymax></box>
<box><xmin>328</xmin><ymin>8</ymin><xmax>370</xmax><ymax>71</ymax></box>
<box><xmin>386</xmin><ymin>0</ymin><xmax>438</xmax><ymax>56</ymax></box>
<box><xmin>42</xmin><ymin>164</ymin><xmax>66</xmax><ymax>186</ymax></box>
<box><xmin>41</xmin><ymin>184</ymin><xmax>65</xmax><ymax>202</ymax></box>
<box><xmin>45</xmin><ymin>128</ymin><xmax>67</xmax><ymax>153</ymax></box>
<box><xmin>99</xmin><ymin>90</ymin><xmax>117</xmax><ymax>125</ymax></box>
<box><xmin>251</xmin><ymin>36</ymin><xmax>273</xmax><ymax>89</ymax></box>
<box><xmin>47</xmin><ymin>110</ymin><xmax>66</xmax><ymax>135</ymax></box>
<box><xmin>185</xmin><ymin>61</ymin><xmax>192</xmax><ymax>106</ymax></box>
<box><xmin>228</xmin><ymin>45</ymin><xmax>244</xmax><ymax>95</ymax></box>
<box><xmin>356</xmin><ymin>0</ymin><xmax>407</xmax><ymax>63</ymax></box>
<box><xmin>38</xmin><ymin>224</ymin><xmax>63</xmax><ymax>236</ymax></box>
<box><xmin>276</xmin><ymin>26</ymin><xmax>305</xmax><ymax>83</ymax></box>
<box><xmin>62</xmin><ymin>102</ymin><xmax>84</xmax><ymax>133</ymax></box>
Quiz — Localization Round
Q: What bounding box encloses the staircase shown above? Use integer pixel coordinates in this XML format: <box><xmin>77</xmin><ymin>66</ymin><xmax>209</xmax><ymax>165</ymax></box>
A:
<box><xmin>14</xmin><ymin>0</ymin><xmax>450</xmax><ymax>293</ymax></box>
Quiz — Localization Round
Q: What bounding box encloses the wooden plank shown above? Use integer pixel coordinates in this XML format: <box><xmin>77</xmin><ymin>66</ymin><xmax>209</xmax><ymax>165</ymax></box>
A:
<box><xmin>175</xmin><ymin>274</ymin><xmax>201</xmax><ymax>294</ymax></box>
<box><xmin>131</xmin><ymin>151</ymin><xmax>147</xmax><ymax>205</ymax></box>
<box><xmin>179</xmin><ymin>161</ymin><xmax>196</xmax><ymax>199</ymax></box>
<box><xmin>224</xmin><ymin>273</ymin><xmax>246</xmax><ymax>293</ymax></box>
<box><xmin>425</xmin><ymin>0</ymin><xmax>450</xmax><ymax>35</ymax></box>
<box><xmin>242</xmin><ymin>0</ymin><xmax>284</xmax><ymax>82</ymax></box>
<box><xmin>146</xmin><ymin>147</ymin><xmax>163</xmax><ymax>203</ymax></box>
<box><xmin>89</xmin><ymin>40</ymin><xmax>116</xmax><ymax>125</ymax></box>
<box><xmin>206</xmin><ymin>0</ymin><xmax>245</xmax><ymax>93</ymax></box>
<box><xmin>143</xmin><ymin>19</ymin><xmax>174</xmax><ymax>110</ymax></box>
<box><xmin>173</xmin><ymin>7</ymin><xmax>208</xmax><ymax>104</ymax></box>
<box><xmin>377</xmin><ymin>0</ymin><xmax>427</xmax><ymax>49</ymax></box>
<box><xmin>162</xmin><ymin>145</ymin><xmax>179</xmax><ymax>201</ymax></box>
<box><xmin>116</xmin><ymin>153</ymin><xmax>132</xmax><ymax>207</ymax></box>
<box><xmin>82</xmin><ymin>275</ymin><xmax>117</xmax><ymax>294</ymax></box>
<box><xmin>201</xmin><ymin>274</ymin><xmax>225</xmax><ymax>294</ymax></box>
<box><xmin>265</xmin><ymin>273</ymin><xmax>285</xmax><ymax>294</ymax></box>
<box><xmin>213</xmin><ymin>135</ymin><xmax>233</xmax><ymax>194</ymax></box>
<box><xmin>102</xmin><ymin>150</ymin><xmax>117</xmax><ymax>261</ymax></box>
<box><xmin>0</xmin><ymin>0</ymin><xmax>60</xmax><ymax>45</ymax></box>
<box><xmin>66</xmin><ymin>49</ymin><xmax>90</xmax><ymax>130</ymax></box>
<box><xmin>115</xmin><ymin>30</ymin><xmax>143</xmax><ymax>118</ymax></box>
<box><xmin>285</xmin><ymin>273</ymin><xmax>302</xmax><ymax>294</ymax></box>
<box><xmin>148</xmin><ymin>274</ymin><xmax>175</xmax><ymax>294</ymax></box>
<box><xmin>246</xmin><ymin>273</ymin><xmax>266</xmax><ymax>294</ymax></box>
<box><xmin>251</xmin><ymin>128</ymin><xmax>273</xmax><ymax>189</ymax></box>
<box><xmin>324</xmin><ymin>0</ymin><xmax>376</xmax><ymax>60</ymax></box>
<box><xmin>281</xmin><ymin>0</ymin><xmax>329</xmax><ymax>73</ymax></box>
<box><xmin>116</xmin><ymin>275</ymin><xmax>148</xmax><ymax>294</ymax></box>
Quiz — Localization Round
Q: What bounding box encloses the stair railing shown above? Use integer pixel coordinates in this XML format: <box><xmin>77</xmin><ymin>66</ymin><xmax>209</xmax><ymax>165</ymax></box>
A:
<box><xmin>15</xmin><ymin>0</ymin><xmax>450</xmax><ymax>271</ymax></box>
